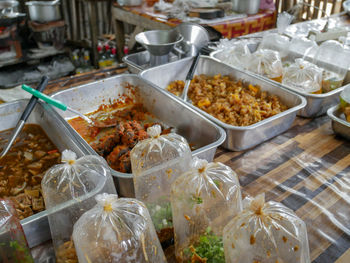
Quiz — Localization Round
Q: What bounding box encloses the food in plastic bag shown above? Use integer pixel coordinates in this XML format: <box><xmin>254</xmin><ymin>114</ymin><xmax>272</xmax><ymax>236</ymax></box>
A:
<box><xmin>223</xmin><ymin>194</ymin><xmax>310</xmax><ymax>263</ymax></box>
<box><xmin>340</xmin><ymin>86</ymin><xmax>350</xmax><ymax>122</ymax></box>
<box><xmin>216</xmin><ymin>41</ymin><xmax>251</xmax><ymax>70</ymax></box>
<box><xmin>247</xmin><ymin>49</ymin><xmax>283</xmax><ymax>82</ymax></box>
<box><xmin>0</xmin><ymin>199</ymin><xmax>34</xmax><ymax>263</ymax></box>
<box><xmin>41</xmin><ymin>150</ymin><xmax>116</xmax><ymax>263</ymax></box>
<box><xmin>314</xmin><ymin>40</ymin><xmax>350</xmax><ymax>93</ymax></box>
<box><xmin>282</xmin><ymin>58</ymin><xmax>323</xmax><ymax>94</ymax></box>
<box><xmin>73</xmin><ymin>193</ymin><xmax>166</xmax><ymax>263</ymax></box>
<box><xmin>130</xmin><ymin>125</ymin><xmax>192</xmax><ymax>243</ymax></box>
<box><xmin>171</xmin><ymin>158</ymin><xmax>242</xmax><ymax>262</ymax></box>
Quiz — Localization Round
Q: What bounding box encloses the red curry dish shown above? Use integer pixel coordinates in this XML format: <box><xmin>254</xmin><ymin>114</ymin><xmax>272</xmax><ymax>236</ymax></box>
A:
<box><xmin>0</xmin><ymin>124</ymin><xmax>61</xmax><ymax>219</ymax></box>
<box><xmin>68</xmin><ymin>87</ymin><xmax>169</xmax><ymax>173</ymax></box>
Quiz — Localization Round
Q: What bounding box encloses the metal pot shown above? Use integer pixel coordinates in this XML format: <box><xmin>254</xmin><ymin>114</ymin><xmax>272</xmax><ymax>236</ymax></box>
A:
<box><xmin>232</xmin><ymin>0</ymin><xmax>261</xmax><ymax>15</ymax></box>
<box><xmin>26</xmin><ymin>0</ymin><xmax>61</xmax><ymax>23</ymax></box>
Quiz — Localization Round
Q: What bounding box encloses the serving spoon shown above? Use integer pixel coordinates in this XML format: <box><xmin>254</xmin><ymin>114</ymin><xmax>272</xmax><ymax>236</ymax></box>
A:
<box><xmin>0</xmin><ymin>76</ymin><xmax>49</xmax><ymax>159</ymax></box>
<box><xmin>21</xmin><ymin>85</ymin><xmax>118</xmax><ymax>128</ymax></box>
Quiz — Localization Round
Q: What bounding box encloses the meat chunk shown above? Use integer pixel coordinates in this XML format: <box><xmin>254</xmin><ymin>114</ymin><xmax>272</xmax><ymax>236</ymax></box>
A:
<box><xmin>106</xmin><ymin>145</ymin><xmax>131</xmax><ymax>173</ymax></box>
<box><xmin>91</xmin><ymin>133</ymin><xmax>119</xmax><ymax>157</ymax></box>
<box><xmin>117</xmin><ymin>121</ymin><xmax>148</xmax><ymax>147</ymax></box>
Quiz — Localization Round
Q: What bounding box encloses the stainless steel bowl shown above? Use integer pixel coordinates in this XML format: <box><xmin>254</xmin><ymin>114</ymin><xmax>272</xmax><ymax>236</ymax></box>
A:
<box><xmin>135</xmin><ymin>30</ymin><xmax>183</xmax><ymax>56</ymax></box>
<box><xmin>0</xmin><ymin>0</ymin><xmax>18</xmax><ymax>11</ymax></box>
<box><xmin>232</xmin><ymin>0</ymin><xmax>261</xmax><ymax>15</ymax></box>
<box><xmin>175</xmin><ymin>23</ymin><xmax>209</xmax><ymax>57</ymax></box>
<box><xmin>26</xmin><ymin>0</ymin><xmax>61</xmax><ymax>22</ymax></box>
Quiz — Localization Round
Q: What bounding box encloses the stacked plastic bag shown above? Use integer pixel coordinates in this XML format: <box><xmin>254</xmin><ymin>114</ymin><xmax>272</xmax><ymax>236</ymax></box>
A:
<box><xmin>73</xmin><ymin>193</ymin><xmax>166</xmax><ymax>263</ymax></box>
<box><xmin>41</xmin><ymin>150</ymin><xmax>116</xmax><ymax>263</ymax></box>
<box><xmin>282</xmin><ymin>58</ymin><xmax>323</xmax><ymax>94</ymax></box>
<box><xmin>223</xmin><ymin>194</ymin><xmax>310</xmax><ymax>263</ymax></box>
<box><xmin>131</xmin><ymin>125</ymin><xmax>192</xmax><ymax>243</ymax></box>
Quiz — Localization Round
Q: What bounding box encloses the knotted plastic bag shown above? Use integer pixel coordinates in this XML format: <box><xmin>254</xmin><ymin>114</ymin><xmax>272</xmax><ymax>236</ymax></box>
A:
<box><xmin>223</xmin><ymin>194</ymin><xmax>310</xmax><ymax>263</ymax></box>
<box><xmin>216</xmin><ymin>41</ymin><xmax>252</xmax><ymax>70</ymax></box>
<box><xmin>171</xmin><ymin>158</ymin><xmax>242</xmax><ymax>262</ymax></box>
<box><xmin>247</xmin><ymin>49</ymin><xmax>283</xmax><ymax>82</ymax></box>
<box><xmin>41</xmin><ymin>150</ymin><xmax>116</xmax><ymax>263</ymax></box>
<box><xmin>0</xmin><ymin>199</ymin><xmax>34</xmax><ymax>263</ymax></box>
<box><xmin>282</xmin><ymin>58</ymin><xmax>323</xmax><ymax>94</ymax></box>
<box><xmin>130</xmin><ymin>124</ymin><xmax>192</xmax><ymax>243</ymax></box>
<box><xmin>314</xmin><ymin>40</ymin><xmax>350</xmax><ymax>93</ymax></box>
<box><xmin>72</xmin><ymin>193</ymin><xmax>166</xmax><ymax>263</ymax></box>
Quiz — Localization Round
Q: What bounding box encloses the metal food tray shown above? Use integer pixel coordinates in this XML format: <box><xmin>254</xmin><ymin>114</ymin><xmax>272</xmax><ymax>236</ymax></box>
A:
<box><xmin>140</xmin><ymin>56</ymin><xmax>306</xmax><ymax>151</ymax></box>
<box><xmin>50</xmin><ymin>74</ymin><xmax>226</xmax><ymax>197</ymax></box>
<box><xmin>327</xmin><ymin>105</ymin><xmax>350</xmax><ymax>140</ymax></box>
<box><xmin>211</xmin><ymin>48</ymin><xmax>350</xmax><ymax>118</ymax></box>
<box><xmin>0</xmin><ymin>100</ymin><xmax>92</xmax><ymax>248</ymax></box>
<box><xmin>123</xmin><ymin>50</ymin><xmax>180</xmax><ymax>74</ymax></box>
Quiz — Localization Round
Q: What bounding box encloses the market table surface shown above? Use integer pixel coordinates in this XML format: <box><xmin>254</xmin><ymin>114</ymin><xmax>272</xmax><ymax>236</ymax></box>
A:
<box><xmin>111</xmin><ymin>2</ymin><xmax>276</xmax><ymax>60</ymax></box>
<box><xmin>28</xmin><ymin>66</ymin><xmax>350</xmax><ymax>263</ymax></box>
<box><xmin>24</xmin><ymin>13</ymin><xmax>350</xmax><ymax>262</ymax></box>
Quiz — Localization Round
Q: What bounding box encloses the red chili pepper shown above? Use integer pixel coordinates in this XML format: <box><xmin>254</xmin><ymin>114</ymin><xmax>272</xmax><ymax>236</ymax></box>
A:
<box><xmin>47</xmin><ymin>149</ymin><xmax>58</xmax><ymax>154</ymax></box>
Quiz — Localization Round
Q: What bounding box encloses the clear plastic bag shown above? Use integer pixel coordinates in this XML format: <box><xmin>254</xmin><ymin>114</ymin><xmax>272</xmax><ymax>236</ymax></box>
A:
<box><xmin>0</xmin><ymin>199</ymin><xmax>34</xmax><ymax>263</ymax></box>
<box><xmin>41</xmin><ymin>150</ymin><xmax>116</xmax><ymax>263</ymax></box>
<box><xmin>282</xmin><ymin>58</ymin><xmax>323</xmax><ymax>94</ymax></box>
<box><xmin>247</xmin><ymin>49</ymin><xmax>283</xmax><ymax>82</ymax></box>
<box><xmin>130</xmin><ymin>125</ymin><xmax>192</xmax><ymax>243</ymax></box>
<box><xmin>259</xmin><ymin>33</ymin><xmax>290</xmax><ymax>58</ymax></box>
<box><xmin>72</xmin><ymin>193</ymin><xmax>166</xmax><ymax>263</ymax></box>
<box><xmin>313</xmin><ymin>40</ymin><xmax>350</xmax><ymax>93</ymax></box>
<box><xmin>216</xmin><ymin>41</ymin><xmax>252</xmax><ymax>70</ymax></box>
<box><xmin>287</xmin><ymin>37</ymin><xmax>318</xmax><ymax>61</ymax></box>
<box><xmin>223</xmin><ymin>194</ymin><xmax>310</xmax><ymax>263</ymax></box>
<box><xmin>171</xmin><ymin>158</ymin><xmax>242</xmax><ymax>262</ymax></box>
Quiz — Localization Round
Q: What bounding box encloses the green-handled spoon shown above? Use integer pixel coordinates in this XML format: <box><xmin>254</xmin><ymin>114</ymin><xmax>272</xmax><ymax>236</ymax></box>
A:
<box><xmin>22</xmin><ymin>85</ymin><xmax>116</xmax><ymax>128</ymax></box>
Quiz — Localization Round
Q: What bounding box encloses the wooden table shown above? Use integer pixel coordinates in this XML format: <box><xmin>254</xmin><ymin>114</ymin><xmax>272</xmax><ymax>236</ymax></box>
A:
<box><xmin>29</xmin><ymin>14</ymin><xmax>350</xmax><ymax>262</ymax></box>
<box><xmin>111</xmin><ymin>2</ymin><xmax>276</xmax><ymax>61</ymax></box>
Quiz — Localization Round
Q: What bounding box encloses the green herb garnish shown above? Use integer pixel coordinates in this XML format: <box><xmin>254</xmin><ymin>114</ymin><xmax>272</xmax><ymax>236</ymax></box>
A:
<box><xmin>186</xmin><ymin>227</ymin><xmax>225</xmax><ymax>263</ymax></box>
<box><xmin>147</xmin><ymin>202</ymin><xmax>173</xmax><ymax>231</ymax></box>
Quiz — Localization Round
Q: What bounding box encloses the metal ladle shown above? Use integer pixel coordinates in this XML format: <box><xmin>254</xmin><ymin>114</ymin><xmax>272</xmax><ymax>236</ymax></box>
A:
<box><xmin>0</xmin><ymin>76</ymin><xmax>49</xmax><ymax>159</ymax></box>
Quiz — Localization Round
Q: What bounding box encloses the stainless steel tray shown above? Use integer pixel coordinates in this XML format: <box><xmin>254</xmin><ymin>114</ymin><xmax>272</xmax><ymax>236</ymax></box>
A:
<box><xmin>211</xmin><ymin>48</ymin><xmax>350</xmax><ymax>118</ymax></box>
<box><xmin>123</xmin><ymin>50</ymin><xmax>180</xmax><ymax>74</ymax></box>
<box><xmin>50</xmin><ymin>74</ymin><xmax>226</xmax><ymax>197</ymax></box>
<box><xmin>327</xmin><ymin>105</ymin><xmax>350</xmax><ymax>140</ymax></box>
<box><xmin>0</xmin><ymin>100</ymin><xmax>91</xmax><ymax>248</ymax></box>
<box><xmin>140</xmin><ymin>56</ymin><xmax>306</xmax><ymax>151</ymax></box>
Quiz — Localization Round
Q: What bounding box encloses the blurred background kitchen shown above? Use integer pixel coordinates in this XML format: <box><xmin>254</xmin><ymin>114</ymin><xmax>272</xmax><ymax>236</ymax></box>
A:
<box><xmin>0</xmin><ymin>0</ymin><xmax>346</xmax><ymax>90</ymax></box>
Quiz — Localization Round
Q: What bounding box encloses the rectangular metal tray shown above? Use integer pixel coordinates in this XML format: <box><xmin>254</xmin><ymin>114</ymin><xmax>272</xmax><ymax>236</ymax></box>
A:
<box><xmin>0</xmin><ymin>100</ymin><xmax>91</xmax><ymax>248</ymax></box>
<box><xmin>140</xmin><ymin>56</ymin><xmax>306</xmax><ymax>151</ymax></box>
<box><xmin>50</xmin><ymin>74</ymin><xmax>226</xmax><ymax>197</ymax></box>
<box><xmin>123</xmin><ymin>50</ymin><xmax>180</xmax><ymax>74</ymax></box>
<box><xmin>211</xmin><ymin>48</ymin><xmax>350</xmax><ymax>118</ymax></box>
<box><xmin>327</xmin><ymin>105</ymin><xmax>350</xmax><ymax>140</ymax></box>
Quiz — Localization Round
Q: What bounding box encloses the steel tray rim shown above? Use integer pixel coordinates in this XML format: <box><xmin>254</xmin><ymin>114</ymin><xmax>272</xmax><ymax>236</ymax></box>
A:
<box><xmin>140</xmin><ymin>55</ymin><xmax>307</xmax><ymax>131</ymax></box>
<box><xmin>50</xmin><ymin>74</ymin><xmax>227</xmax><ymax>179</ymax></box>
<box><xmin>327</xmin><ymin>104</ymin><xmax>350</xmax><ymax>128</ymax></box>
<box><xmin>210</xmin><ymin>48</ymin><xmax>348</xmax><ymax>99</ymax></box>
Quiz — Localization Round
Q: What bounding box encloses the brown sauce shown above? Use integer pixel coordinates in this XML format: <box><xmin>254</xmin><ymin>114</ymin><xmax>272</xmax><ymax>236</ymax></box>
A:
<box><xmin>0</xmin><ymin>124</ymin><xmax>61</xmax><ymax>219</ymax></box>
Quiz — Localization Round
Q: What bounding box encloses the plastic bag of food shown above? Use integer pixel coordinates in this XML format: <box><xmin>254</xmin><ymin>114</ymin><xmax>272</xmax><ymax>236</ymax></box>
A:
<box><xmin>72</xmin><ymin>193</ymin><xmax>166</xmax><ymax>263</ymax></box>
<box><xmin>171</xmin><ymin>158</ymin><xmax>242</xmax><ymax>262</ymax></box>
<box><xmin>41</xmin><ymin>150</ymin><xmax>116</xmax><ymax>263</ymax></box>
<box><xmin>216</xmin><ymin>41</ymin><xmax>252</xmax><ymax>70</ymax></box>
<box><xmin>247</xmin><ymin>49</ymin><xmax>283</xmax><ymax>82</ymax></box>
<box><xmin>258</xmin><ymin>33</ymin><xmax>290</xmax><ymax>58</ymax></box>
<box><xmin>223</xmin><ymin>194</ymin><xmax>310</xmax><ymax>263</ymax></box>
<box><xmin>130</xmin><ymin>124</ymin><xmax>192</xmax><ymax>243</ymax></box>
<box><xmin>0</xmin><ymin>199</ymin><xmax>34</xmax><ymax>263</ymax></box>
<box><xmin>313</xmin><ymin>40</ymin><xmax>350</xmax><ymax>93</ymax></box>
<box><xmin>340</xmin><ymin>86</ymin><xmax>350</xmax><ymax>122</ymax></box>
<box><xmin>282</xmin><ymin>58</ymin><xmax>323</xmax><ymax>94</ymax></box>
